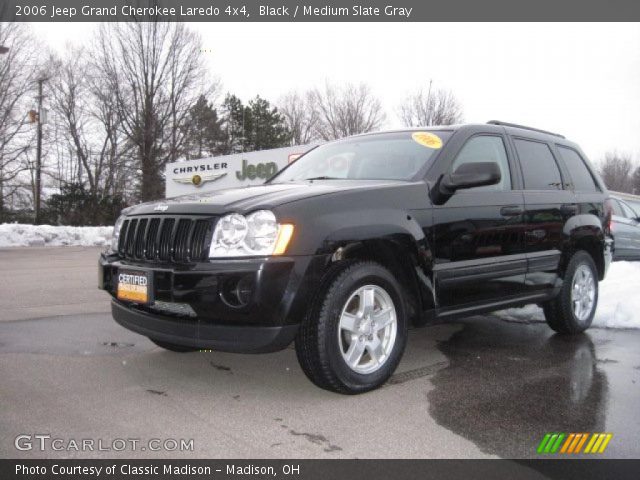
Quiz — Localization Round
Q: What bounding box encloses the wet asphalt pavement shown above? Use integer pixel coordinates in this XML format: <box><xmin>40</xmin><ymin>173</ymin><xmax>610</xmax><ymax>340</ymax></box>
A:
<box><xmin>0</xmin><ymin>247</ymin><xmax>639</xmax><ymax>459</ymax></box>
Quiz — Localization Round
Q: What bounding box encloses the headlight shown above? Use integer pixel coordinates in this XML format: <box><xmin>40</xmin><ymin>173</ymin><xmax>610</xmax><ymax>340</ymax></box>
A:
<box><xmin>110</xmin><ymin>215</ymin><xmax>126</xmax><ymax>253</ymax></box>
<box><xmin>209</xmin><ymin>210</ymin><xmax>294</xmax><ymax>257</ymax></box>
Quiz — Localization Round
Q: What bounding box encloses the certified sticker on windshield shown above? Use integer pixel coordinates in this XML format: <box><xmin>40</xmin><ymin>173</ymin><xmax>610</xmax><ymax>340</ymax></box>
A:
<box><xmin>412</xmin><ymin>132</ymin><xmax>443</xmax><ymax>149</ymax></box>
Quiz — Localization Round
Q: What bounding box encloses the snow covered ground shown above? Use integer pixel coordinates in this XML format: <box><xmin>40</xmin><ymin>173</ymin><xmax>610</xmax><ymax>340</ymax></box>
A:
<box><xmin>495</xmin><ymin>261</ymin><xmax>640</xmax><ymax>330</ymax></box>
<box><xmin>0</xmin><ymin>223</ymin><xmax>113</xmax><ymax>248</ymax></box>
<box><xmin>1</xmin><ymin>222</ymin><xmax>638</xmax><ymax>329</ymax></box>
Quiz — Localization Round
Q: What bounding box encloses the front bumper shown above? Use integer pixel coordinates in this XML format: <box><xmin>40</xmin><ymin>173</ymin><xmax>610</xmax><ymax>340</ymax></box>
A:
<box><xmin>111</xmin><ymin>300</ymin><xmax>299</xmax><ymax>353</ymax></box>
<box><xmin>99</xmin><ymin>253</ymin><xmax>327</xmax><ymax>353</ymax></box>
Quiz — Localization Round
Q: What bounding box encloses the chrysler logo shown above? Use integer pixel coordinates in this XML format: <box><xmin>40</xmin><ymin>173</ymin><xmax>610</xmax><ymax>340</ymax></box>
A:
<box><xmin>173</xmin><ymin>172</ymin><xmax>227</xmax><ymax>187</ymax></box>
<box><xmin>154</xmin><ymin>205</ymin><xmax>169</xmax><ymax>212</ymax></box>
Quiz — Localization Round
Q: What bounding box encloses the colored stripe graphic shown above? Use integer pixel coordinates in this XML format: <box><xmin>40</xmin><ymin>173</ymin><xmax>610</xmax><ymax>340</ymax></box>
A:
<box><xmin>560</xmin><ymin>433</ymin><xmax>575</xmax><ymax>453</ymax></box>
<box><xmin>550</xmin><ymin>433</ymin><xmax>565</xmax><ymax>453</ymax></box>
<box><xmin>568</xmin><ymin>434</ymin><xmax>583</xmax><ymax>453</ymax></box>
<box><xmin>538</xmin><ymin>433</ymin><xmax>613</xmax><ymax>454</ymax></box>
<box><xmin>574</xmin><ymin>433</ymin><xmax>589</xmax><ymax>453</ymax></box>
<box><xmin>598</xmin><ymin>434</ymin><xmax>613</xmax><ymax>453</ymax></box>
<box><xmin>537</xmin><ymin>433</ymin><xmax>552</xmax><ymax>454</ymax></box>
<box><xmin>584</xmin><ymin>433</ymin><xmax>599</xmax><ymax>453</ymax></box>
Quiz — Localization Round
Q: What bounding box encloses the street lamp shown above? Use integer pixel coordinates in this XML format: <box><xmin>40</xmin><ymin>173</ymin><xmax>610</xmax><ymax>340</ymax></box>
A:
<box><xmin>0</xmin><ymin>46</ymin><xmax>8</xmax><ymax>54</ymax></box>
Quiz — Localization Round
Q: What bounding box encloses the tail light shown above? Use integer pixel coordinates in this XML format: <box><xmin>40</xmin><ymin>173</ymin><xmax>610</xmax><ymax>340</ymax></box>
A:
<box><xmin>604</xmin><ymin>198</ymin><xmax>614</xmax><ymax>234</ymax></box>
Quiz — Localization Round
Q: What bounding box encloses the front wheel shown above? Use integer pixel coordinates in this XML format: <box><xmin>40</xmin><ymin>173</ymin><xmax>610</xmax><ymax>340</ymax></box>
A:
<box><xmin>543</xmin><ymin>251</ymin><xmax>599</xmax><ymax>334</ymax></box>
<box><xmin>295</xmin><ymin>261</ymin><xmax>408</xmax><ymax>394</ymax></box>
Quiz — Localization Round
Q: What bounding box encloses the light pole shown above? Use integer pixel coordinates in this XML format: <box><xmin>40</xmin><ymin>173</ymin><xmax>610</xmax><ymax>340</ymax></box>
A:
<box><xmin>0</xmin><ymin>46</ymin><xmax>7</xmax><ymax>218</ymax></box>
<box><xmin>35</xmin><ymin>76</ymin><xmax>48</xmax><ymax>225</ymax></box>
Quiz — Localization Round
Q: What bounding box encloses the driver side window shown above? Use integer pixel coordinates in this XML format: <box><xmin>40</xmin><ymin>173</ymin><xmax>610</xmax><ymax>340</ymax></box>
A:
<box><xmin>451</xmin><ymin>135</ymin><xmax>511</xmax><ymax>191</ymax></box>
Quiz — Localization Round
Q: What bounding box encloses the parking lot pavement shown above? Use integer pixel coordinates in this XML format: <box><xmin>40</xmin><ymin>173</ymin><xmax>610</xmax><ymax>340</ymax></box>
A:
<box><xmin>0</xmin><ymin>247</ymin><xmax>109</xmax><ymax>322</ymax></box>
<box><xmin>1</xmin><ymin>247</ymin><xmax>639</xmax><ymax>459</ymax></box>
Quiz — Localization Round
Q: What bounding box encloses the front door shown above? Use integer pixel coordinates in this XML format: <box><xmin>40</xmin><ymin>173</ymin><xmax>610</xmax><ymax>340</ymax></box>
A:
<box><xmin>431</xmin><ymin>134</ymin><xmax>527</xmax><ymax>311</ymax></box>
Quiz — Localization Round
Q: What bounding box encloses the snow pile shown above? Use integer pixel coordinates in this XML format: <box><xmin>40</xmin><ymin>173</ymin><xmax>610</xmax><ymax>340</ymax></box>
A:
<box><xmin>0</xmin><ymin>223</ymin><xmax>113</xmax><ymax>247</ymax></box>
<box><xmin>495</xmin><ymin>261</ymin><xmax>640</xmax><ymax>329</ymax></box>
<box><xmin>592</xmin><ymin>261</ymin><xmax>640</xmax><ymax>329</ymax></box>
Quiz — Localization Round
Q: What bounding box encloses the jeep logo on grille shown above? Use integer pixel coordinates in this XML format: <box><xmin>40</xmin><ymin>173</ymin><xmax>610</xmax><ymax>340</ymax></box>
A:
<box><xmin>154</xmin><ymin>205</ymin><xmax>169</xmax><ymax>212</ymax></box>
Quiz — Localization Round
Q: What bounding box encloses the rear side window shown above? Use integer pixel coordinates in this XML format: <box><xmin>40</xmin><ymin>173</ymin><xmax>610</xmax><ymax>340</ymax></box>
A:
<box><xmin>514</xmin><ymin>139</ymin><xmax>563</xmax><ymax>190</ymax></box>
<box><xmin>557</xmin><ymin>146</ymin><xmax>598</xmax><ymax>192</ymax></box>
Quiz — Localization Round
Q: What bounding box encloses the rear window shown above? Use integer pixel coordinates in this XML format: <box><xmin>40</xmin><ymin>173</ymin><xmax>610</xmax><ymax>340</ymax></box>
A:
<box><xmin>269</xmin><ymin>131</ymin><xmax>451</xmax><ymax>183</ymax></box>
<box><xmin>557</xmin><ymin>146</ymin><xmax>598</xmax><ymax>192</ymax></box>
<box><xmin>514</xmin><ymin>139</ymin><xmax>563</xmax><ymax>190</ymax></box>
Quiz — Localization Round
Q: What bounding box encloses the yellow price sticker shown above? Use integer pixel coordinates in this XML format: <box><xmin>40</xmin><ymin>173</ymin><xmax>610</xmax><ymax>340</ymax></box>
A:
<box><xmin>412</xmin><ymin>132</ymin><xmax>443</xmax><ymax>149</ymax></box>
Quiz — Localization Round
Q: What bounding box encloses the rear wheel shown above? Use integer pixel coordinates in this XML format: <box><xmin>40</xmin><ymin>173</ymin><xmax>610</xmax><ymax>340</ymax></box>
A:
<box><xmin>149</xmin><ymin>338</ymin><xmax>199</xmax><ymax>352</ymax></box>
<box><xmin>543</xmin><ymin>251</ymin><xmax>598</xmax><ymax>334</ymax></box>
<box><xmin>295</xmin><ymin>260</ymin><xmax>408</xmax><ymax>394</ymax></box>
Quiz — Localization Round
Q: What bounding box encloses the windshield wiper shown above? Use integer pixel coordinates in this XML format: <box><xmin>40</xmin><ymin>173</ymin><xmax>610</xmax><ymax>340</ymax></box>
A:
<box><xmin>304</xmin><ymin>176</ymin><xmax>341</xmax><ymax>181</ymax></box>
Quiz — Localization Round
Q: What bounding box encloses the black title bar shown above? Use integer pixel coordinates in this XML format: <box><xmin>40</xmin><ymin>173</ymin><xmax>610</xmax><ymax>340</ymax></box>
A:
<box><xmin>2</xmin><ymin>0</ymin><xmax>640</xmax><ymax>22</ymax></box>
<box><xmin>3</xmin><ymin>459</ymin><xmax>640</xmax><ymax>480</ymax></box>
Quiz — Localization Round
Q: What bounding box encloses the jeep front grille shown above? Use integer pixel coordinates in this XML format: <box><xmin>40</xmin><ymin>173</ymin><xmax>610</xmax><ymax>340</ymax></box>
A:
<box><xmin>117</xmin><ymin>216</ymin><xmax>215</xmax><ymax>263</ymax></box>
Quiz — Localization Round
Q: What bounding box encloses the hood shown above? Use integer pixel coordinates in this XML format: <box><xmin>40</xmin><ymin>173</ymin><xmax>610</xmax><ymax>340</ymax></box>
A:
<box><xmin>124</xmin><ymin>180</ymin><xmax>409</xmax><ymax>216</ymax></box>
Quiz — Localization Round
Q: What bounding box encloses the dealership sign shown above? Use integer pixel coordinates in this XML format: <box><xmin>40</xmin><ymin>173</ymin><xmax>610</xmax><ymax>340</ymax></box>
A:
<box><xmin>165</xmin><ymin>145</ymin><xmax>311</xmax><ymax>198</ymax></box>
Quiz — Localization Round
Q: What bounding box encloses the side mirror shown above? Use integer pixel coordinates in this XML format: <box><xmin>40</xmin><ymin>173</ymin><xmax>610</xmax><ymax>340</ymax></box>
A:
<box><xmin>431</xmin><ymin>162</ymin><xmax>501</xmax><ymax>205</ymax></box>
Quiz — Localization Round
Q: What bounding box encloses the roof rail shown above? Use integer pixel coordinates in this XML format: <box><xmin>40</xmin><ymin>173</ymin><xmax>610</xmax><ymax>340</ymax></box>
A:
<box><xmin>487</xmin><ymin>120</ymin><xmax>565</xmax><ymax>139</ymax></box>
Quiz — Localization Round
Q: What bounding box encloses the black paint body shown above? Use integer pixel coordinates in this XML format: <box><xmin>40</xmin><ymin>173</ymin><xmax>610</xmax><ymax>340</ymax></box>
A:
<box><xmin>99</xmin><ymin>124</ymin><xmax>613</xmax><ymax>352</ymax></box>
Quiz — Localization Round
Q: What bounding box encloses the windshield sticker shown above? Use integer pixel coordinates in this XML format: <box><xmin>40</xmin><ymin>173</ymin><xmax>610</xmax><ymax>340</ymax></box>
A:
<box><xmin>412</xmin><ymin>132</ymin><xmax>443</xmax><ymax>149</ymax></box>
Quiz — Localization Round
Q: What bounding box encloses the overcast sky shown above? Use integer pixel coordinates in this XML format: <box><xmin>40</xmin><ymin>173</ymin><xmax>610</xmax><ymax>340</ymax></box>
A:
<box><xmin>30</xmin><ymin>22</ymin><xmax>640</xmax><ymax>162</ymax></box>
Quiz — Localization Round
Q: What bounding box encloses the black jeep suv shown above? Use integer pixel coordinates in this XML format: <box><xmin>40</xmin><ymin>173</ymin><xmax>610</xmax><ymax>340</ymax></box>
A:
<box><xmin>99</xmin><ymin>121</ymin><xmax>613</xmax><ymax>394</ymax></box>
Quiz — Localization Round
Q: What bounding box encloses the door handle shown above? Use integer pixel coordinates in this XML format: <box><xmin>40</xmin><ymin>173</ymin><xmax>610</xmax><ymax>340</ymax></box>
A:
<box><xmin>500</xmin><ymin>205</ymin><xmax>522</xmax><ymax>216</ymax></box>
<box><xmin>560</xmin><ymin>204</ymin><xmax>578</xmax><ymax>215</ymax></box>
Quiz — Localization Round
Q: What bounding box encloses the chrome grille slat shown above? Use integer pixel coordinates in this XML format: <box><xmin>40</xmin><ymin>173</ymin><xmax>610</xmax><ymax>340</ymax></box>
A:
<box><xmin>134</xmin><ymin>218</ymin><xmax>148</xmax><ymax>258</ymax></box>
<box><xmin>114</xmin><ymin>215</ymin><xmax>215</xmax><ymax>264</ymax></box>
<box><xmin>125</xmin><ymin>219</ymin><xmax>138</xmax><ymax>257</ymax></box>
<box><xmin>144</xmin><ymin>218</ymin><xmax>160</xmax><ymax>260</ymax></box>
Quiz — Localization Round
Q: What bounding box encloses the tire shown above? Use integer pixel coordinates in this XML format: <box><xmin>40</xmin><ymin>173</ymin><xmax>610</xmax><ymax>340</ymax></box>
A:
<box><xmin>543</xmin><ymin>250</ymin><xmax>598</xmax><ymax>334</ymax></box>
<box><xmin>295</xmin><ymin>260</ymin><xmax>408</xmax><ymax>394</ymax></box>
<box><xmin>149</xmin><ymin>338</ymin><xmax>199</xmax><ymax>352</ymax></box>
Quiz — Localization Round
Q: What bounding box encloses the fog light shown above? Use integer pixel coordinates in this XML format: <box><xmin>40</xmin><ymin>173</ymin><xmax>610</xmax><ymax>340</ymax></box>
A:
<box><xmin>220</xmin><ymin>274</ymin><xmax>255</xmax><ymax>308</ymax></box>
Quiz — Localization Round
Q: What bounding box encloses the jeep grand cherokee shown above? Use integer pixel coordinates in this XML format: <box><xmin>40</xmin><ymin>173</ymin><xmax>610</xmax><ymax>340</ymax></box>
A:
<box><xmin>99</xmin><ymin>121</ymin><xmax>613</xmax><ymax>394</ymax></box>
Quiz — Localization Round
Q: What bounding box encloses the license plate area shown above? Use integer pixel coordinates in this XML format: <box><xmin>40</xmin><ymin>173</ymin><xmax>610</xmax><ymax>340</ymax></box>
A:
<box><xmin>117</xmin><ymin>269</ymin><xmax>153</xmax><ymax>304</ymax></box>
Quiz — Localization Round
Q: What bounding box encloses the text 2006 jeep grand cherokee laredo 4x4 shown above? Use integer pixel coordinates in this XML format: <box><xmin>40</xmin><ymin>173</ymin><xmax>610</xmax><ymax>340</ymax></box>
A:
<box><xmin>99</xmin><ymin>121</ymin><xmax>613</xmax><ymax>394</ymax></box>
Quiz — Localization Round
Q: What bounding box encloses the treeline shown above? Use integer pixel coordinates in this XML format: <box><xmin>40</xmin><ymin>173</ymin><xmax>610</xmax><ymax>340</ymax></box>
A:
<box><xmin>0</xmin><ymin>22</ymin><xmax>466</xmax><ymax>225</ymax></box>
<box><xmin>598</xmin><ymin>152</ymin><xmax>640</xmax><ymax>195</ymax></box>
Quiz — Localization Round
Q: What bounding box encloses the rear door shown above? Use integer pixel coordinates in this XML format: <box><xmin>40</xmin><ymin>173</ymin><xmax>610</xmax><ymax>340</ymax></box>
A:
<box><xmin>432</xmin><ymin>132</ymin><xmax>527</xmax><ymax>311</ymax></box>
<box><xmin>511</xmin><ymin>137</ymin><xmax>577</xmax><ymax>294</ymax></box>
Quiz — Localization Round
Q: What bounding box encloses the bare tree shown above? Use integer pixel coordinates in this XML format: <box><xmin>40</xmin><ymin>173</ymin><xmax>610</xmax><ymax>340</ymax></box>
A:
<box><xmin>633</xmin><ymin>165</ymin><xmax>640</xmax><ymax>195</ymax></box>
<box><xmin>49</xmin><ymin>47</ymin><xmax>133</xmax><ymax>201</ymax></box>
<box><xmin>599</xmin><ymin>151</ymin><xmax>634</xmax><ymax>193</ymax></box>
<box><xmin>94</xmin><ymin>22</ymin><xmax>212</xmax><ymax>201</ymax></box>
<box><xmin>399</xmin><ymin>86</ymin><xmax>463</xmax><ymax>127</ymax></box>
<box><xmin>0</xmin><ymin>23</ymin><xmax>41</xmax><ymax>217</ymax></box>
<box><xmin>277</xmin><ymin>90</ymin><xmax>319</xmax><ymax>145</ymax></box>
<box><xmin>310</xmin><ymin>82</ymin><xmax>385</xmax><ymax>141</ymax></box>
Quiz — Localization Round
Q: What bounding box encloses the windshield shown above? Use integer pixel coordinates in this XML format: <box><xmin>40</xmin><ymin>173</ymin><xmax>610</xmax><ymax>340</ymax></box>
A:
<box><xmin>269</xmin><ymin>131</ymin><xmax>451</xmax><ymax>183</ymax></box>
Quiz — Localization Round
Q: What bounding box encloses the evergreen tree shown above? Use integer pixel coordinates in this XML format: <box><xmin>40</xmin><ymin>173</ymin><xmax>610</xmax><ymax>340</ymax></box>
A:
<box><xmin>246</xmin><ymin>96</ymin><xmax>291</xmax><ymax>151</ymax></box>
<box><xmin>220</xmin><ymin>94</ymin><xmax>291</xmax><ymax>154</ymax></box>
<box><xmin>221</xmin><ymin>94</ymin><xmax>250</xmax><ymax>154</ymax></box>
<box><xmin>183</xmin><ymin>95</ymin><xmax>224</xmax><ymax>159</ymax></box>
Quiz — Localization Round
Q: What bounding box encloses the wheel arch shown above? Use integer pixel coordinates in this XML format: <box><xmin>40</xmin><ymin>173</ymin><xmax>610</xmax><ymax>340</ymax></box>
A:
<box><xmin>323</xmin><ymin>234</ymin><xmax>436</xmax><ymax>326</ymax></box>
<box><xmin>562</xmin><ymin>214</ymin><xmax>607</xmax><ymax>280</ymax></box>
